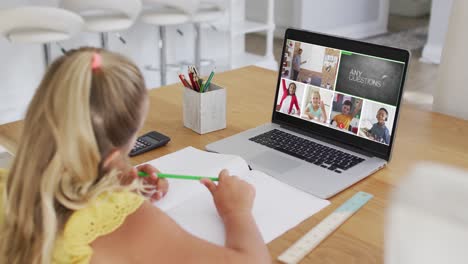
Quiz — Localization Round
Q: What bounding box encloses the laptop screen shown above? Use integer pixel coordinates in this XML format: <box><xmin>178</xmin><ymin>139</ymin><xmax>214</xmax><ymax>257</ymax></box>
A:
<box><xmin>274</xmin><ymin>30</ymin><xmax>409</xmax><ymax>160</ymax></box>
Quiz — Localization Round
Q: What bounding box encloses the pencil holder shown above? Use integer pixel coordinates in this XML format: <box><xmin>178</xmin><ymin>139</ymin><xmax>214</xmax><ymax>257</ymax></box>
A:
<box><xmin>183</xmin><ymin>82</ymin><xmax>226</xmax><ymax>134</ymax></box>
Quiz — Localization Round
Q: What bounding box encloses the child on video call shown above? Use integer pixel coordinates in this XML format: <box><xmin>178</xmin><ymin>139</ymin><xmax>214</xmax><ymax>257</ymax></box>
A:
<box><xmin>305</xmin><ymin>90</ymin><xmax>327</xmax><ymax>122</ymax></box>
<box><xmin>331</xmin><ymin>99</ymin><xmax>362</xmax><ymax>130</ymax></box>
<box><xmin>278</xmin><ymin>79</ymin><xmax>301</xmax><ymax>115</ymax></box>
<box><xmin>0</xmin><ymin>48</ymin><xmax>271</xmax><ymax>264</ymax></box>
<box><xmin>364</xmin><ymin>108</ymin><xmax>391</xmax><ymax>145</ymax></box>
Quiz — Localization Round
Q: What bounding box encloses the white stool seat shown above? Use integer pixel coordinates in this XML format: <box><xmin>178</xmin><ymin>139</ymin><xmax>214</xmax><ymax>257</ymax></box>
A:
<box><xmin>83</xmin><ymin>14</ymin><xmax>134</xmax><ymax>32</ymax></box>
<box><xmin>143</xmin><ymin>0</ymin><xmax>200</xmax><ymax>16</ymax></box>
<box><xmin>192</xmin><ymin>8</ymin><xmax>224</xmax><ymax>23</ymax></box>
<box><xmin>61</xmin><ymin>0</ymin><xmax>142</xmax><ymax>33</ymax></box>
<box><xmin>0</xmin><ymin>6</ymin><xmax>83</xmax><ymax>44</ymax></box>
<box><xmin>141</xmin><ymin>9</ymin><xmax>190</xmax><ymax>25</ymax></box>
<box><xmin>6</xmin><ymin>29</ymin><xmax>70</xmax><ymax>44</ymax></box>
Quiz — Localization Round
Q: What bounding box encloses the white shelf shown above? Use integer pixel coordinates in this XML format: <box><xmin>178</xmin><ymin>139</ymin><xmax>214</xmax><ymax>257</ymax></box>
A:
<box><xmin>225</xmin><ymin>0</ymin><xmax>276</xmax><ymax>71</ymax></box>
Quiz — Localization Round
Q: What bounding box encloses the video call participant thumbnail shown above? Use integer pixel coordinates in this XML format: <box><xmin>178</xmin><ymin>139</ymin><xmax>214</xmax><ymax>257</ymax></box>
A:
<box><xmin>330</xmin><ymin>94</ymin><xmax>363</xmax><ymax>134</ymax></box>
<box><xmin>301</xmin><ymin>87</ymin><xmax>334</xmax><ymax>123</ymax></box>
<box><xmin>364</xmin><ymin>108</ymin><xmax>390</xmax><ymax>144</ymax></box>
<box><xmin>335</xmin><ymin>52</ymin><xmax>404</xmax><ymax>106</ymax></box>
<box><xmin>359</xmin><ymin>101</ymin><xmax>396</xmax><ymax>145</ymax></box>
<box><xmin>276</xmin><ymin>79</ymin><xmax>304</xmax><ymax>116</ymax></box>
<box><xmin>304</xmin><ymin>90</ymin><xmax>327</xmax><ymax>122</ymax></box>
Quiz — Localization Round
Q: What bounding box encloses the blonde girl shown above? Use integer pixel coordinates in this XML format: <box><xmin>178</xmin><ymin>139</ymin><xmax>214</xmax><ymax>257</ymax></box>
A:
<box><xmin>0</xmin><ymin>48</ymin><xmax>270</xmax><ymax>264</ymax></box>
<box><xmin>305</xmin><ymin>90</ymin><xmax>327</xmax><ymax>122</ymax></box>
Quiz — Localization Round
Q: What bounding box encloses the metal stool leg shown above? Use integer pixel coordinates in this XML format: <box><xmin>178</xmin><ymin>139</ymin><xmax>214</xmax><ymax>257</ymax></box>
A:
<box><xmin>159</xmin><ymin>26</ymin><xmax>167</xmax><ymax>86</ymax></box>
<box><xmin>43</xmin><ymin>43</ymin><xmax>51</xmax><ymax>68</ymax></box>
<box><xmin>194</xmin><ymin>23</ymin><xmax>201</xmax><ymax>70</ymax></box>
<box><xmin>100</xmin><ymin>32</ymin><xmax>109</xmax><ymax>49</ymax></box>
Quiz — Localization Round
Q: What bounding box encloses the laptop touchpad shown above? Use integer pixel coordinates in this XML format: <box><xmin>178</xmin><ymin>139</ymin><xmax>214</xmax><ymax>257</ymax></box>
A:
<box><xmin>250</xmin><ymin>151</ymin><xmax>301</xmax><ymax>174</ymax></box>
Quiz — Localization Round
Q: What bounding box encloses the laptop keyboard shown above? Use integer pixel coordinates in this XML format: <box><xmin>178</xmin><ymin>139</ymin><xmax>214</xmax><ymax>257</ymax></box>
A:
<box><xmin>249</xmin><ymin>129</ymin><xmax>365</xmax><ymax>173</ymax></box>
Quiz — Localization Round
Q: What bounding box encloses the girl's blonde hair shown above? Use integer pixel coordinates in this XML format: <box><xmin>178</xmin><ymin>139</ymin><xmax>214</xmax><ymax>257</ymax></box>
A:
<box><xmin>0</xmin><ymin>47</ymin><xmax>148</xmax><ymax>264</ymax></box>
<box><xmin>311</xmin><ymin>90</ymin><xmax>321</xmax><ymax>101</ymax></box>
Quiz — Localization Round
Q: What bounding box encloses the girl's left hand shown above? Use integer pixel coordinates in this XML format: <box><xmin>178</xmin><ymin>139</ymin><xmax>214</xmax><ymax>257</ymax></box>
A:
<box><xmin>132</xmin><ymin>164</ymin><xmax>169</xmax><ymax>202</ymax></box>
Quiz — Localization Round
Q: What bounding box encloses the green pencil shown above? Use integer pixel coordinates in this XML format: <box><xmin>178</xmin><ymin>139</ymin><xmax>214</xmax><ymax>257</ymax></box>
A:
<box><xmin>138</xmin><ymin>171</ymin><xmax>219</xmax><ymax>181</ymax></box>
<box><xmin>201</xmin><ymin>70</ymin><xmax>215</xmax><ymax>93</ymax></box>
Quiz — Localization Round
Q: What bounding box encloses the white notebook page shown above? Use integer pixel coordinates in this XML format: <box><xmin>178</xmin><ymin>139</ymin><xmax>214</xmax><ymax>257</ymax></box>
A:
<box><xmin>142</xmin><ymin>147</ymin><xmax>330</xmax><ymax>245</ymax></box>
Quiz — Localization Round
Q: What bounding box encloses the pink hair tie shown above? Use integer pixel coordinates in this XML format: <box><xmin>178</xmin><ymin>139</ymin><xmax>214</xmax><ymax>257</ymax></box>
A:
<box><xmin>91</xmin><ymin>52</ymin><xmax>102</xmax><ymax>70</ymax></box>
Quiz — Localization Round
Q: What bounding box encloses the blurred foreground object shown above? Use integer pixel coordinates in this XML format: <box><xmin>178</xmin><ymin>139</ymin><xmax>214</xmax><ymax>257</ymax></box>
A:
<box><xmin>386</xmin><ymin>162</ymin><xmax>468</xmax><ymax>264</ymax></box>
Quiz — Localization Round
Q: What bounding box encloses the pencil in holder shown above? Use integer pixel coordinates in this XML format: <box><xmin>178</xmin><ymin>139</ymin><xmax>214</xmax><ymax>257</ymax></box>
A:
<box><xmin>183</xmin><ymin>82</ymin><xmax>226</xmax><ymax>134</ymax></box>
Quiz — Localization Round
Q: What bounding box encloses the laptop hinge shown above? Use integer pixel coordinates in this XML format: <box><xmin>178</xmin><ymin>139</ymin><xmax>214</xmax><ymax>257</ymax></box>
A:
<box><xmin>279</xmin><ymin>123</ymin><xmax>374</xmax><ymax>157</ymax></box>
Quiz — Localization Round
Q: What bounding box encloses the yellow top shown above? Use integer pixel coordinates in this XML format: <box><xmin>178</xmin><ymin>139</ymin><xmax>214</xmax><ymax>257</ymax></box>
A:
<box><xmin>0</xmin><ymin>169</ymin><xmax>145</xmax><ymax>264</ymax></box>
<box><xmin>333</xmin><ymin>114</ymin><xmax>353</xmax><ymax>130</ymax></box>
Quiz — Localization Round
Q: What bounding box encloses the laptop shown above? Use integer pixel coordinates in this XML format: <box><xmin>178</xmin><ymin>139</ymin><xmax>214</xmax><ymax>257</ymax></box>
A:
<box><xmin>206</xmin><ymin>28</ymin><xmax>410</xmax><ymax>199</ymax></box>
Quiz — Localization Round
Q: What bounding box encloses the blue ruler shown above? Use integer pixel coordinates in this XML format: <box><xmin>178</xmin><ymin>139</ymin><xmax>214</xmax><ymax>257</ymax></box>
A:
<box><xmin>278</xmin><ymin>191</ymin><xmax>373</xmax><ymax>264</ymax></box>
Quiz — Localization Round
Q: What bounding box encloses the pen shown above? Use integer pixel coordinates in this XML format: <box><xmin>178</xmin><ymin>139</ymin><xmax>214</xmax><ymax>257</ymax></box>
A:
<box><xmin>138</xmin><ymin>171</ymin><xmax>219</xmax><ymax>181</ymax></box>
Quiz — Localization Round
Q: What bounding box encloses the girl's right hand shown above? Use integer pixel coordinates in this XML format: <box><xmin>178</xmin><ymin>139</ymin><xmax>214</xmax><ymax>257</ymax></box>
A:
<box><xmin>320</xmin><ymin>100</ymin><xmax>325</xmax><ymax>110</ymax></box>
<box><xmin>200</xmin><ymin>169</ymin><xmax>255</xmax><ymax>220</ymax></box>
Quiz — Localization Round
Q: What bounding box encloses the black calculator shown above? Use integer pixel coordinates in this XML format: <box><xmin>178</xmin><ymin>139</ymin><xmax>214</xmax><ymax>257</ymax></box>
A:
<box><xmin>129</xmin><ymin>131</ymin><xmax>171</xmax><ymax>157</ymax></box>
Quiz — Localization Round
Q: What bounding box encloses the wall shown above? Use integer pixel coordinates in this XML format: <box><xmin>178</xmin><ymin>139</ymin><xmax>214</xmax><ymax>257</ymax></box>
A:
<box><xmin>300</xmin><ymin>0</ymin><xmax>379</xmax><ymax>31</ymax></box>
<box><xmin>389</xmin><ymin>0</ymin><xmax>431</xmax><ymax>17</ymax></box>
<box><xmin>246</xmin><ymin>0</ymin><xmax>299</xmax><ymax>37</ymax></box>
<box><xmin>421</xmin><ymin>0</ymin><xmax>453</xmax><ymax>64</ymax></box>
<box><xmin>433</xmin><ymin>0</ymin><xmax>468</xmax><ymax>120</ymax></box>
<box><xmin>247</xmin><ymin>0</ymin><xmax>388</xmax><ymax>39</ymax></box>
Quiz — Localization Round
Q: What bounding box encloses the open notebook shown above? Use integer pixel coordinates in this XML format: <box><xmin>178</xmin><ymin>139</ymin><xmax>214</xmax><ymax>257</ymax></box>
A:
<box><xmin>146</xmin><ymin>147</ymin><xmax>330</xmax><ymax>245</ymax></box>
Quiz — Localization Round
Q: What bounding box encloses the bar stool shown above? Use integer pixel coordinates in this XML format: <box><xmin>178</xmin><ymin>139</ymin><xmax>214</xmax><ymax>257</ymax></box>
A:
<box><xmin>60</xmin><ymin>0</ymin><xmax>142</xmax><ymax>49</ymax></box>
<box><xmin>0</xmin><ymin>6</ymin><xmax>83</xmax><ymax>68</ymax></box>
<box><xmin>140</xmin><ymin>0</ymin><xmax>195</xmax><ymax>86</ymax></box>
<box><xmin>192</xmin><ymin>1</ymin><xmax>225</xmax><ymax>70</ymax></box>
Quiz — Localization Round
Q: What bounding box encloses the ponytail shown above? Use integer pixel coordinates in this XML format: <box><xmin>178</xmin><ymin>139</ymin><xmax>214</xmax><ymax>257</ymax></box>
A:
<box><xmin>0</xmin><ymin>48</ymin><xmax>147</xmax><ymax>264</ymax></box>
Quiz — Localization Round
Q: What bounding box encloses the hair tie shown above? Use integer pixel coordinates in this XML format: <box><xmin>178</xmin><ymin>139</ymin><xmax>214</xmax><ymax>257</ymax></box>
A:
<box><xmin>91</xmin><ymin>52</ymin><xmax>102</xmax><ymax>70</ymax></box>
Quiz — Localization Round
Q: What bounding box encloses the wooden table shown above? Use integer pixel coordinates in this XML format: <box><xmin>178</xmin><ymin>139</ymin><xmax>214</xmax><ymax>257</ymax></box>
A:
<box><xmin>1</xmin><ymin>66</ymin><xmax>468</xmax><ymax>263</ymax></box>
